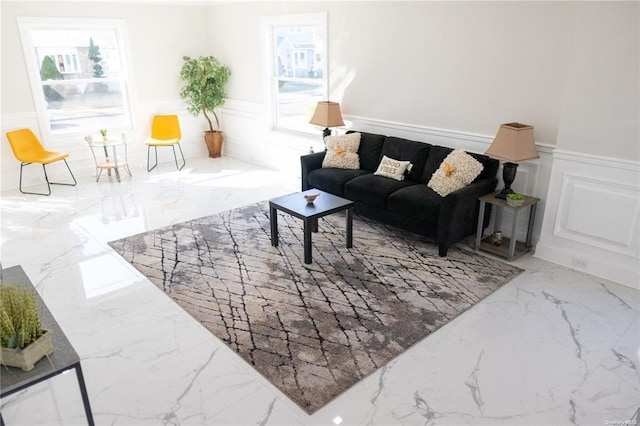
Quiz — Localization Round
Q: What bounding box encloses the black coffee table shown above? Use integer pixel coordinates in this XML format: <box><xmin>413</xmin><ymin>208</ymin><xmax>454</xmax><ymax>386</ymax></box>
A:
<box><xmin>0</xmin><ymin>266</ymin><xmax>94</xmax><ymax>426</ymax></box>
<box><xmin>269</xmin><ymin>189</ymin><xmax>354</xmax><ymax>264</ymax></box>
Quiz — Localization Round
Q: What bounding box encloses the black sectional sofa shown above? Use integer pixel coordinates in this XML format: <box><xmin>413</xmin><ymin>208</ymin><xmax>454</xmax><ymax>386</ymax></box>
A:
<box><xmin>300</xmin><ymin>131</ymin><xmax>499</xmax><ymax>256</ymax></box>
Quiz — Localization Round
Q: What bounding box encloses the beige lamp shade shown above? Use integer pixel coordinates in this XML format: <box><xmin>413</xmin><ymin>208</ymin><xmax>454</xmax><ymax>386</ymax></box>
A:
<box><xmin>485</xmin><ymin>122</ymin><xmax>539</xmax><ymax>162</ymax></box>
<box><xmin>309</xmin><ymin>101</ymin><xmax>345</xmax><ymax>128</ymax></box>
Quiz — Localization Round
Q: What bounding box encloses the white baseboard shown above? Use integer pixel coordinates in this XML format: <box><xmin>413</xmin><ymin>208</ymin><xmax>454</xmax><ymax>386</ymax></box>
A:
<box><xmin>535</xmin><ymin>242</ymin><xmax>639</xmax><ymax>290</ymax></box>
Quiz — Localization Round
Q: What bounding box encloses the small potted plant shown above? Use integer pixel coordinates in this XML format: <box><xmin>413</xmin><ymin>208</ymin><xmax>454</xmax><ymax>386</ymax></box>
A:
<box><xmin>0</xmin><ymin>285</ymin><xmax>52</xmax><ymax>371</ymax></box>
<box><xmin>506</xmin><ymin>192</ymin><xmax>525</xmax><ymax>207</ymax></box>
<box><xmin>99</xmin><ymin>129</ymin><xmax>108</xmax><ymax>142</ymax></box>
<box><xmin>180</xmin><ymin>55</ymin><xmax>231</xmax><ymax>158</ymax></box>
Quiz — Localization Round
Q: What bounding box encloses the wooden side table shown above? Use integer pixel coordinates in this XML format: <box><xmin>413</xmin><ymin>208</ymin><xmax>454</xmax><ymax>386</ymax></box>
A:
<box><xmin>475</xmin><ymin>191</ymin><xmax>540</xmax><ymax>261</ymax></box>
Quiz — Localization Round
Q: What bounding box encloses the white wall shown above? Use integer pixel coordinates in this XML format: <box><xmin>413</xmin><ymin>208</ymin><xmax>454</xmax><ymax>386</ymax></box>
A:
<box><xmin>536</xmin><ymin>2</ymin><xmax>640</xmax><ymax>289</ymax></box>
<box><xmin>208</xmin><ymin>1</ymin><xmax>639</xmax><ymax>288</ymax></box>
<box><xmin>555</xmin><ymin>1</ymin><xmax>639</xmax><ymax>159</ymax></box>
<box><xmin>1</xmin><ymin>1</ymin><xmax>213</xmax><ymax>189</ymax></box>
<box><xmin>210</xmin><ymin>1</ymin><xmax>576</xmax><ymax>146</ymax></box>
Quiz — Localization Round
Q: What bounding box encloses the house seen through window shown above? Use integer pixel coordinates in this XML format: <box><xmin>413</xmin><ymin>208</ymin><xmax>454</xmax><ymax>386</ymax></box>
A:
<box><xmin>18</xmin><ymin>18</ymin><xmax>133</xmax><ymax>138</ymax></box>
<box><xmin>265</xmin><ymin>14</ymin><xmax>327</xmax><ymax>134</ymax></box>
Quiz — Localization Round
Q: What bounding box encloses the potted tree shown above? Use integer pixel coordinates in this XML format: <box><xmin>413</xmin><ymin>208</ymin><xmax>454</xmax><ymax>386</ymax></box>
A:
<box><xmin>179</xmin><ymin>55</ymin><xmax>231</xmax><ymax>158</ymax></box>
<box><xmin>0</xmin><ymin>285</ymin><xmax>52</xmax><ymax>371</ymax></box>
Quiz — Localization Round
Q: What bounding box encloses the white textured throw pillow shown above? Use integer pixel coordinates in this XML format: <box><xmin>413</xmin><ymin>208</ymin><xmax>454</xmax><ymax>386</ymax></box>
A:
<box><xmin>374</xmin><ymin>155</ymin><xmax>412</xmax><ymax>181</ymax></box>
<box><xmin>427</xmin><ymin>149</ymin><xmax>484</xmax><ymax>197</ymax></box>
<box><xmin>322</xmin><ymin>133</ymin><xmax>361</xmax><ymax>170</ymax></box>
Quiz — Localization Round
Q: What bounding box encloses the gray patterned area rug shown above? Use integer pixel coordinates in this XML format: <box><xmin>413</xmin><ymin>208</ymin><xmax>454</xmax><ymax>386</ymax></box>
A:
<box><xmin>109</xmin><ymin>201</ymin><xmax>522</xmax><ymax>414</ymax></box>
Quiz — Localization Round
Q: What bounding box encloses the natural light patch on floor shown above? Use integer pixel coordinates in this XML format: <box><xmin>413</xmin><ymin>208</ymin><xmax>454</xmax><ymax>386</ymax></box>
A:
<box><xmin>78</xmin><ymin>253</ymin><xmax>140</xmax><ymax>299</ymax></box>
<box><xmin>146</xmin><ymin>167</ymin><xmax>294</xmax><ymax>190</ymax></box>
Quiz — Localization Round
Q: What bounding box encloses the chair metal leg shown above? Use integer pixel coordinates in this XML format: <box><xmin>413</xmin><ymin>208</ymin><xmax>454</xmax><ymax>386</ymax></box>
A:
<box><xmin>147</xmin><ymin>146</ymin><xmax>158</xmax><ymax>172</ymax></box>
<box><xmin>19</xmin><ymin>163</ymin><xmax>51</xmax><ymax>196</ymax></box>
<box><xmin>172</xmin><ymin>144</ymin><xmax>186</xmax><ymax>171</ymax></box>
<box><xmin>18</xmin><ymin>160</ymin><xmax>76</xmax><ymax>196</ymax></box>
<box><xmin>55</xmin><ymin>159</ymin><xmax>77</xmax><ymax>187</ymax></box>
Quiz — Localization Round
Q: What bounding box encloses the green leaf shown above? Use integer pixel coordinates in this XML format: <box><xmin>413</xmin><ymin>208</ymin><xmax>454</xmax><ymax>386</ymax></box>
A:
<box><xmin>179</xmin><ymin>55</ymin><xmax>231</xmax><ymax>132</ymax></box>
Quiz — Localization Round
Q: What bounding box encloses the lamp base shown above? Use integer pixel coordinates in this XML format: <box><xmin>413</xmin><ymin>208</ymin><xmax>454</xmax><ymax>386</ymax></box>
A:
<box><xmin>495</xmin><ymin>162</ymin><xmax>518</xmax><ymax>199</ymax></box>
<box><xmin>495</xmin><ymin>187</ymin><xmax>515</xmax><ymax>199</ymax></box>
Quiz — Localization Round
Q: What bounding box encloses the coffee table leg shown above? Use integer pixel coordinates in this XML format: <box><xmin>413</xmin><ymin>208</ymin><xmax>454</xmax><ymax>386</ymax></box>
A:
<box><xmin>303</xmin><ymin>218</ymin><xmax>312</xmax><ymax>264</ymax></box>
<box><xmin>270</xmin><ymin>204</ymin><xmax>278</xmax><ymax>247</ymax></box>
<box><xmin>346</xmin><ymin>207</ymin><xmax>353</xmax><ymax>248</ymax></box>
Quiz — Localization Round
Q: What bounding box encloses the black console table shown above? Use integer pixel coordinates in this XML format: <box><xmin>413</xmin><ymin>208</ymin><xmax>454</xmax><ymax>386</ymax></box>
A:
<box><xmin>0</xmin><ymin>266</ymin><xmax>94</xmax><ymax>426</ymax></box>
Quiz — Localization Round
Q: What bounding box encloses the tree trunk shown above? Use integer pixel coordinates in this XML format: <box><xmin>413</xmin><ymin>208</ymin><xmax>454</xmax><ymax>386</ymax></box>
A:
<box><xmin>204</xmin><ymin>131</ymin><xmax>223</xmax><ymax>158</ymax></box>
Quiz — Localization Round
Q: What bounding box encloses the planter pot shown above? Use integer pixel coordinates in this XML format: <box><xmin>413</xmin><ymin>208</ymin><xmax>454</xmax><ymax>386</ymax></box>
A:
<box><xmin>0</xmin><ymin>330</ymin><xmax>53</xmax><ymax>371</ymax></box>
<box><xmin>204</xmin><ymin>131</ymin><xmax>223</xmax><ymax>158</ymax></box>
<box><xmin>507</xmin><ymin>198</ymin><xmax>524</xmax><ymax>207</ymax></box>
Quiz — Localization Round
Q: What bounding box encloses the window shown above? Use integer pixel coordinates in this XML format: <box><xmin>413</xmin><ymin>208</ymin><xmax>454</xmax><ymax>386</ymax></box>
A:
<box><xmin>18</xmin><ymin>18</ymin><xmax>134</xmax><ymax>139</ymax></box>
<box><xmin>262</xmin><ymin>13</ymin><xmax>327</xmax><ymax>134</ymax></box>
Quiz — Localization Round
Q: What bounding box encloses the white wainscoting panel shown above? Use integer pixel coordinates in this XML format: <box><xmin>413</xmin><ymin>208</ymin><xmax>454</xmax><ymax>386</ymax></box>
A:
<box><xmin>557</xmin><ymin>174</ymin><xmax>639</xmax><ymax>255</ymax></box>
<box><xmin>536</xmin><ymin>149</ymin><xmax>640</xmax><ymax>289</ymax></box>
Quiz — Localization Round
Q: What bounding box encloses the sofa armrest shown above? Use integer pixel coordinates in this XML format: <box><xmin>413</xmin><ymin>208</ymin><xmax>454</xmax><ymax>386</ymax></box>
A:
<box><xmin>437</xmin><ymin>177</ymin><xmax>498</xmax><ymax>250</ymax></box>
<box><xmin>301</xmin><ymin>152</ymin><xmax>326</xmax><ymax>191</ymax></box>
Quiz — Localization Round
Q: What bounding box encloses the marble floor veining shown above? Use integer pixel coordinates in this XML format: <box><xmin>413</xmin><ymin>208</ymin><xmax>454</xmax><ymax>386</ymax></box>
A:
<box><xmin>0</xmin><ymin>157</ymin><xmax>638</xmax><ymax>426</ymax></box>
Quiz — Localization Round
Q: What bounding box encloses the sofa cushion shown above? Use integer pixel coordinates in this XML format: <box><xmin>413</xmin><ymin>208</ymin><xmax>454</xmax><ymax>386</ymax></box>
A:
<box><xmin>381</xmin><ymin>137</ymin><xmax>431</xmax><ymax>182</ymax></box>
<box><xmin>322</xmin><ymin>133</ymin><xmax>361</xmax><ymax>170</ymax></box>
<box><xmin>387</xmin><ymin>185</ymin><xmax>446</xmax><ymax>225</ymax></box>
<box><xmin>427</xmin><ymin>149</ymin><xmax>484</xmax><ymax>197</ymax></box>
<box><xmin>374</xmin><ymin>155</ymin><xmax>412</xmax><ymax>181</ymax></box>
<box><xmin>420</xmin><ymin>145</ymin><xmax>454</xmax><ymax>183</ymax></box>
<box><xmin>308</xmin><ymin>168</ymin><xmax>370</xmax><ymax>196</ymax></box>
<box><xmin>468</xmin><ymin>152</ymin><xmax>499</xmax><ymax>181</ymax></box>
<box><xmin>421</xmin><ymin>146</ymin><xmax>498</xmax><ymax>184</ymax></box>
<box><xmin>345</xmin><ymin>174</ymin><xmax>416</xmax><ymax>208</ymax></box>
<box><xmin>347</xmin><ymin>130</ymin><xmax>386</xmax><ymax>172</ymax></box>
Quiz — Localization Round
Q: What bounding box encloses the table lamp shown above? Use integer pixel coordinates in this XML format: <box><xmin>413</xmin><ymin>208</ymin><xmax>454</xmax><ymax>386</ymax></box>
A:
<box><xmin>485</xmin><ymin>122</ymin><xmax>538</xmax><ymax>199</ymax></box>
<box><xmin>309</xmin><ymin>101</ymin><xmax>345</xmax><ymax>140</ymax></box>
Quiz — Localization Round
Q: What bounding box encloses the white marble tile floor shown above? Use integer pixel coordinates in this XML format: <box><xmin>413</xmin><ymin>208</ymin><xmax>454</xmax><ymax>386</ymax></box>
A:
<box><xmin>0</xmin><ymin>157</ymin><xmax>638</xmax><ymax>425</ymax></box>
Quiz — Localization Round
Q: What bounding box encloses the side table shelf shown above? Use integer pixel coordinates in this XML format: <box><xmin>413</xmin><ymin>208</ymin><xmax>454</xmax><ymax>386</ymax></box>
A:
<box><xmin>477</xmin><ymin>234</ymin><xmax>532</xmax><ymax>260</ymax></box>
<box><xmin>475</xmin><ymin>191</ymin><xmax>540</xmax><ymax>261</ymax></box>
<box><xmin>86</xmin><ymin>139</ymin><xmax>132</xmax><ymax>183</ymax></box>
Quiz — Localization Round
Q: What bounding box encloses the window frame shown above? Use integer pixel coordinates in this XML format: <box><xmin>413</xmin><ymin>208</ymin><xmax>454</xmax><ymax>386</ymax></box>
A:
<box><xmin>261</xmin><ymin>12</ymin><xmax>328</xmax><ymax>136</ymax></box>
<box><xmin>17</xmin><ymin>17</ymin><xmax>136</xmax><ymax>142</ymax></box>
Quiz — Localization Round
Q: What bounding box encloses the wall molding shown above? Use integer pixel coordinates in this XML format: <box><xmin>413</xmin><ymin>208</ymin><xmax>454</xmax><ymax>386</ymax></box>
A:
<box><xmin>555</xmin><ymin>173</ymin><xmax>639</xmax><ymax>256</ymax></box>
<box><xmin>536</xmin><ymin>148</ymin><xmax>640</xmax><ymax>289</ymax></box>
<box><xmin>553</xmin><ymin>148</ymin><xmax>640</xmax><ymax>171</ymax></box>
<box><xmin>346</xmin><ymin>115</ymin><xmax>493</xmax><ymax>145</ymax></box>
<box><xmin>221</xmin><ymin>99</ymin><xmax>264</xmax><ymax>120</ymax></box>
<box><xmin>346</xmin><ymin>114</ymin><xmax>555</xmax><ymax>155</ymax></box>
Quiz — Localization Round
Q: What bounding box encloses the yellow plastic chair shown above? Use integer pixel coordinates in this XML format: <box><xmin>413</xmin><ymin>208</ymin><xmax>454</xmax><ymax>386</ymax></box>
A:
<box><xmin>144</xmin><ymin>115</ymin><xmax>185</xmax><ymax>171</ymax></box>
<box><xmin>6</xmin><ymin>128</ymin><xmax>77</xmax><ymax>196</ymax></box>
